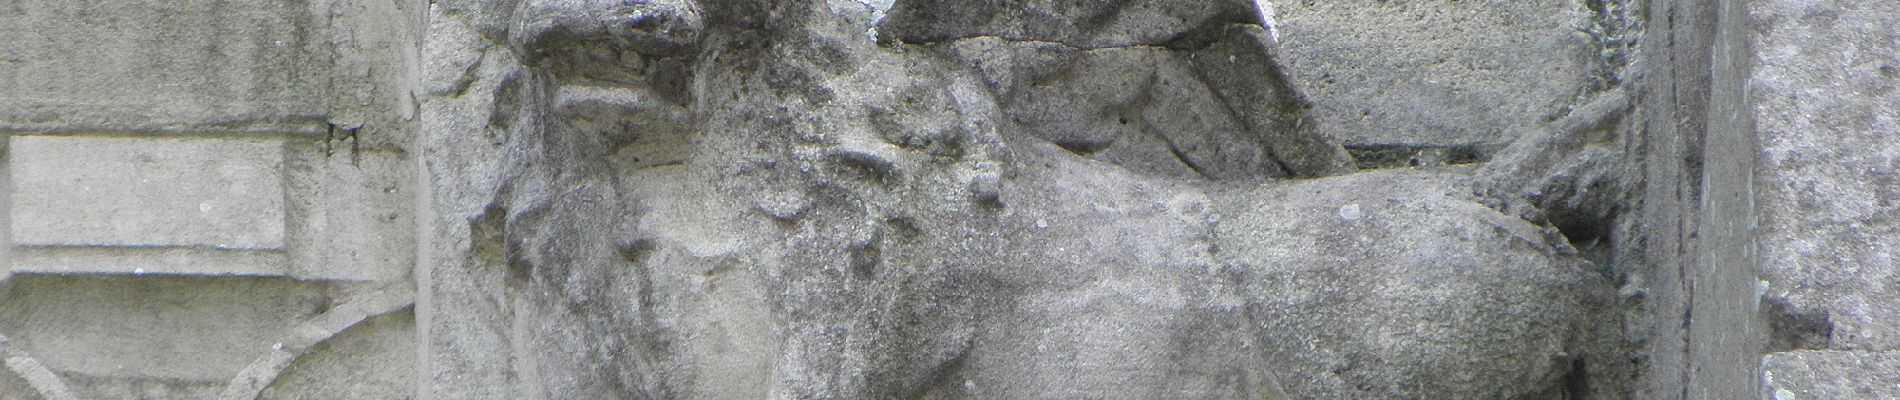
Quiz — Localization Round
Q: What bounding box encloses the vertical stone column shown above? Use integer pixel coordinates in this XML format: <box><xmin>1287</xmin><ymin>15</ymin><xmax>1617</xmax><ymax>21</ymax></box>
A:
<box><xmin>415</xmin><ymin>5</ymin><xmax>518</xmax><ymax>399</ymax></box>
<box><xmin>1691</xmin><ymin>0</ymin><xmax>1765</xmax><ymax>397</ymax></box>
<box><xmin>1</xmin><ymin>130</ymin><xmax>9</xmax><ymax>283</ymax></box>
<box><xmin>1636</xmin><ymin>0</ymin><xmax>1766</xmax><ymax>397</ymax></box>
<box><xmin>1636</xmin><ymin>0</ymin><xmax>1711</xmax><ymax>396</ymax></box>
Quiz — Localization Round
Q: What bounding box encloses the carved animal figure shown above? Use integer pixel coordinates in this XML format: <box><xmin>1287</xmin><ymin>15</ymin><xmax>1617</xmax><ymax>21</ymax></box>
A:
<box><xmin>462</xmin><ymin>0</ymin><xmax>1633</xmax><ymax>398</ymax></box>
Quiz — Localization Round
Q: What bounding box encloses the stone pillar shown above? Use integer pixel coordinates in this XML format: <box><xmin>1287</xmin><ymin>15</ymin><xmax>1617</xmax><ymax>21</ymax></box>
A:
<box><xmin>1635</xmin><ymin>0</ymin><xmax>1767</xmax><ymax>397</ymax></box>
<box><xmin>1693</xmin><ymin>0</ymin><xmax>1766</xmax><ymax>397</ymax></box>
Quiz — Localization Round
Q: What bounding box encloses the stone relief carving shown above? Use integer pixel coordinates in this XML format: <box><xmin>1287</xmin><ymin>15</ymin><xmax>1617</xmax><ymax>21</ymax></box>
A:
<box><xmin>427</xmin><ymin>0</ymin><xmax>1641</xmax><ymax>398</ymax></box>
<box><xmin>2</xmin><ymin>0</ymin><xmax>1889</xmax><ymax>397</ymax></box>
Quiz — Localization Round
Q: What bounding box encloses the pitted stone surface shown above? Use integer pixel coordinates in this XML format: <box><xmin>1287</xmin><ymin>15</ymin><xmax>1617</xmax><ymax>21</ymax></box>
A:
<box><xmin>1763</xmin><ymin>351</ymin><xmax>1900</xmax><ymax>399</ymax></box>
<box><xmin>1752</xmin><ymin>0</ymin><xmax>1900</xmax><ymax>350</ymax></box>
<box><xmin>285</xmin><ymin>146</ymin><xmax>417</xmax><ymax>282</ymax></box>
<box><xmin>0</xmin><ymin>276</ymin><xmax>327</xmax><ymax>385</ymax></box>
<box><xmin>0</xmin><ymin>0</ymin><xmax>325</xmax><ymax>132</ymax></box>
<box><xmin>1273</xmin><ymin>0</ymin><xmax>1597</xmax><ymax>148</ymax></box>
<box><xmin>0</xmin><ymin>0</ymin><xmax>422</xmax><ymax>399</ymax></box>
<box><xmin>1217</xmin><ymin>169</ymin><xmax>1620</xmax><ymax>399</ymax></box>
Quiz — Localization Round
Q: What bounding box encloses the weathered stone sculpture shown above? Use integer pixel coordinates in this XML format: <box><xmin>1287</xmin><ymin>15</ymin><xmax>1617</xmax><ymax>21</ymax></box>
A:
<box><xmin>423</xmin><ymin>0</ymin><xmax>1635</xmax><ymax>398</ymax></box>
<box><xmin>23</xmin><ymin>0</ymin><xmax>1892</xmax><ymax>398</ymax></box>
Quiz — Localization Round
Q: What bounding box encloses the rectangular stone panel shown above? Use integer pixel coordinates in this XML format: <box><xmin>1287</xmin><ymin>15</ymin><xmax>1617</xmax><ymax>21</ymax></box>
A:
<box><xmin>8</xmin><ymin>136</ymin><xmax>287</xmax><ymax>249</ymax></box>
<box><xmin>0</xmin><ymin>0</ymin><xmax>324</xmax><ymax>132</ymax></box>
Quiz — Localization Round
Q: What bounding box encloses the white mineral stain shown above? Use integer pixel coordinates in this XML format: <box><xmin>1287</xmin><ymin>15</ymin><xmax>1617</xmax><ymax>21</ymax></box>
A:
<box><xmin>1338</xmin><ymin>204</ymin><xmax>1362</xmax><ymax>221</ymax></box>
<box><xmin>1774</xmin><ymin>388</ymin><xmax>1795</xmax><ymax>400</ymax></box>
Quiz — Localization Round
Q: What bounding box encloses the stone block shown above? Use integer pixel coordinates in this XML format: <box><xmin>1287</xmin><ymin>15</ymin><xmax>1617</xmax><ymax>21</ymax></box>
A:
<box><xmin>1763</xmin><ymin>351</ymin><xmax>1900</xmax><ymax>399</ymax></box>
<box><xmin>1274</xmin><ymin>0</ymin><xmax>1597</xmax><ymax>148</ymax></box>
<box><xmin>0</xmin><ymin>0</ymin><xmax>325</xmax><ymax>133</ymax></box>
<box><xmin>0</xmin><ymin>275</ymin><xmax>328</xmax><ymax>384</ymax></box>
<box><xmin>284</xmin><ymin>145</ymin><xmax>417</xmax><ymax>282</ymax></box>
<box><xmin>8</xmin><ymin>136</ymin><xmax>288</xmax><ymax>250</ymax></box>
<box><xmin>1751</xmin><ymin>0</ymin><xmax>1900</xmax><ymax>349</ymax></box>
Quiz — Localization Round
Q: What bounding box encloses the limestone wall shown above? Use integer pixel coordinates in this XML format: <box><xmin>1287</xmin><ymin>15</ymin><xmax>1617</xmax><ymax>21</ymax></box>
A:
<box><xmin>0</xmin><ymin>0</ymin><xmax>423</xmax><ymax>398</ymax></box>
<box><xmin>1752</xmin><ymin>0</ymin><xmax>1900</xmax><ymax>397</ymax></box>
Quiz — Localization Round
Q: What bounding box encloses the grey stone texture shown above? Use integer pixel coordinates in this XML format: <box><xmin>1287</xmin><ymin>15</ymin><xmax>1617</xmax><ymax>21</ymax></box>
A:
<box><xmin>1271</xmin><ymin>0</ymin><xmax>1602</xmax><ymax>149</ymax></box>
<box><xmin>926</xmin><ymin>25</ymin><xmax>1353</xmax><ymax>181</ymax></box>
<box><xmin>1751</xmin><ymin>0</ymin><xmax>1900</xmax><ymax>397</ymax></box>
<box><xmin>1218</xmin><ymin>169</ymin><xmax>1627</xmax><ymax>398</ymax></box>
<box><xmin>419</xmin><ymin>0</ymin><xmax>1628</xmax><ymax>398</ymax></box>
<box><xmin>0</xmin><ymin>0</ymin><xmax>328</xmax><ymax>134</ymax></box>
<box><xmin>878</xmin><ymin>0</ymin><xmax>1264</xmax><ymax>48</ymax></box>
<box><xmin>1753</xmin><ymin>0</ymin><xmax>1900</xmax><ymax>351</ymax></box>
<box><xmin>9</xmin><ymin>137</ymin><xmax>288</xmax><ymax>250</ymax></box>
<box><xmin>0</xmin><ymin>276</ymin><xmax>331</xmax><ymax>396</ymax></box>
<box><xmin>1</xmin><ymin>0</ymin><xmax>424</xmax><ymax>398</ymax></box>
<box><xmin>0</xmin><ymin>0</ymin><xmax>1894</xmax><ymax>399</ymax></box>
<box><xmin>1763</xmin><ymin>351</ymin><xmax>1900</xmax><ymax>399</ymax></box>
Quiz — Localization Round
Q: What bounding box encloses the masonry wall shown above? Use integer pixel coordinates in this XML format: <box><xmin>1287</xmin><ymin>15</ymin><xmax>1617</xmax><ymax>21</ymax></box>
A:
<box><xmin>0</xmin><ymin>1</ymin><xmax>424</xmax><ymax>399</ymax></box>
<box><xmin>1753</xmin><ymin>0</ymin><xmax>1900</xmax><ymax>397</ymax></box>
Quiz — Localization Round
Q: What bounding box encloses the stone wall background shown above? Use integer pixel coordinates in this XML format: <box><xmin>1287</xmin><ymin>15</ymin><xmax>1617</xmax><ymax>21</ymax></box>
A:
<box><xmin>0</xmin><ymin>0</ymin><xmax>1892</xmax><ymax>399</ymax></box>
<box><xmin>1752</xmin><ymin>0</ymin><xmax>1900</xmax><ymax>397</ymax></box>
<box><xmin>0</xmin><ymin>0</ymin><xmax>424</xmax><ymax>398</ymax></box>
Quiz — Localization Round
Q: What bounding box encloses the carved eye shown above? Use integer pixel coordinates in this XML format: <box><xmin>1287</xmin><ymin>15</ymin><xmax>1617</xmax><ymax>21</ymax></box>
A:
<box><xmin>509</xmin><ymin>0</ymin><xmax>703</xmax><ymax>66</ymax></box>
<box><xmin>603</xmin><ymin>1</ymin><xmax>704</xmax><ymax>57</ymax></box>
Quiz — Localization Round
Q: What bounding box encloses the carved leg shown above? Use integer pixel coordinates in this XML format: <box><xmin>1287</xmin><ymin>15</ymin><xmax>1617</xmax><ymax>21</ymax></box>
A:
<box><xmin>1475</xmin><ymin>89</ymin><xmax>1633</xmax><ymax>238</ymax></box>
